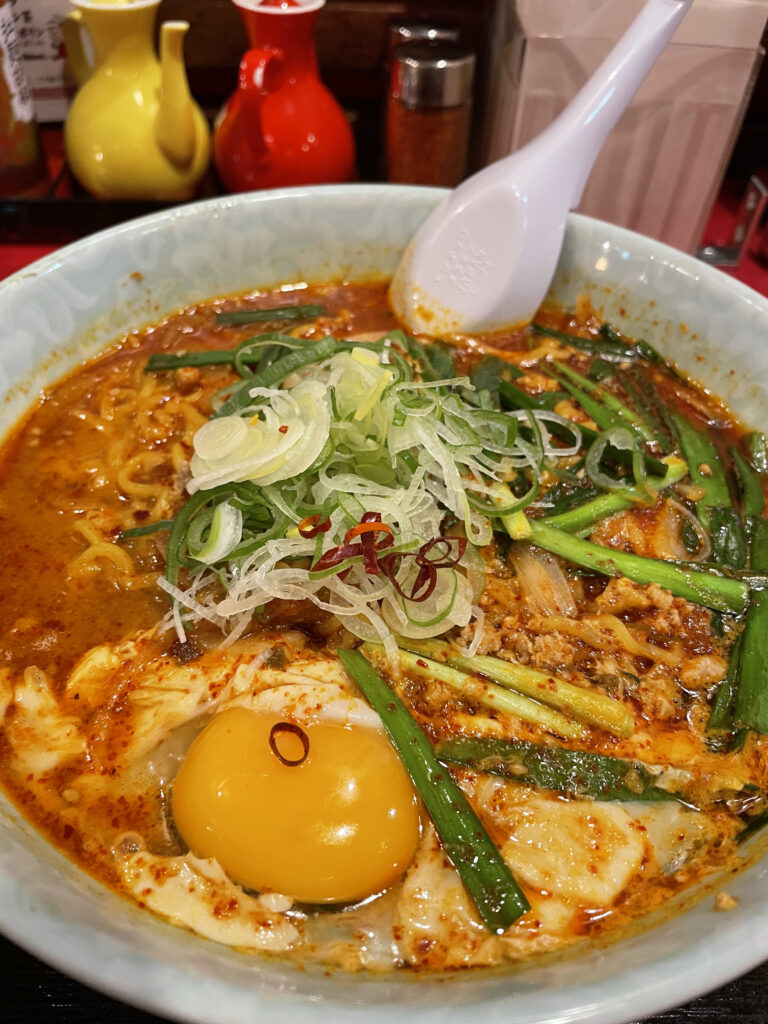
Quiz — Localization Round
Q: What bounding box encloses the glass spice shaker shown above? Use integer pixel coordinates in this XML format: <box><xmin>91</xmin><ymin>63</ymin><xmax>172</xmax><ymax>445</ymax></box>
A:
<box><xmin>386</xmin><ymin>42</ymin><xmax>475</xmax><ymax>189</ymax></box>
<box><xmin>0</xmin><ymin>0</ymin><xmax>49</xmax><ymax>198</ymax></box>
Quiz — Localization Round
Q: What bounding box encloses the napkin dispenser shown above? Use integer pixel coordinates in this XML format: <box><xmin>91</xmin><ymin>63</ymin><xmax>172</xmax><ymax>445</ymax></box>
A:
<box><xmin>483</xmin><ymin>0</ymin><xmax>768</xmax><ymax>253</ymax></box>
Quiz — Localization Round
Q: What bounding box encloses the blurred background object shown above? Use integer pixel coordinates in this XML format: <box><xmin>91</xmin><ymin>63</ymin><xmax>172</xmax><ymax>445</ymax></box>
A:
<box><xmin>386</xmin><ymin>41</ymin><xmax>474</xmax><ymax>187</ymax></box>
<box><xmin>213</xmin><ymin>0</ymin><xmax>356</xmax><ymax>193</ymax></box>
<box><xmin>157</xmin><ymin>0</ymin><xmax>494</xmax><ymax>184</ymax></box>
<box><xmin>483</xmin><ymin>0</ymin><xmax>768</xmax><ymax>254</ymax></box>
<box><xmin>1</xmin><ymin>0</ymin><xmax>768</xmax><ymax>271</ymax></box>
<box><xmin>62</xmin><ymin>0</ymin><xmax>210</xmax><ymax>200</ymax></box>
<box><xmin>0</xmin><ymin>0</ymin><xmax>49</xmax><ymax>197</ymax></box>
<box><xmin>6</xmin><ymin>0</ymin><xmax>75</xmax><ymax>122</ymax></box>
<box><xmin>386</xmin><ymin>17</ymin><xmax>459</xmax><ymax>64</ymax></box>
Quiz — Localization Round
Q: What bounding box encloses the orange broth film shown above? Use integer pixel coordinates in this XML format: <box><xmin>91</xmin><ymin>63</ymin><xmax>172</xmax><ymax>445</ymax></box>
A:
<box><xmin>2</xmin><ymin>280</ymin><xmax>768</xmax><ymax>972</ymax></box>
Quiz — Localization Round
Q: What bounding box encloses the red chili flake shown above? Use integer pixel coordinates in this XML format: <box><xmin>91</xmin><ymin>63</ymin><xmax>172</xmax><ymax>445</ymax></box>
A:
<box><xmin>278</xmin><ymin>425</ymin><xmax>289</xmax><ymax>434</ymax></box>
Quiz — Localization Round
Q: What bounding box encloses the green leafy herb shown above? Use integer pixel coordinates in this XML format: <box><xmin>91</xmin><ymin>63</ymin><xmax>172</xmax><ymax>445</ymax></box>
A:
<box><xmin>338</xmin><ymin>648</ymin><xmax>530</xmax><ymax>931</ymax></box>
<box><xmin>394</xmin><ymin>638</ymin><xmax>634</xmax><ymax>738</ymax></box>
<box><xmin>532</xmin><ymin>322</ymin><xmax>636</xmax><ymax>360</ymax></box>
<box><xmin>518</xmin><ymin>518</ymin><xmax>749</xmax><ymax>616</ymax></box>
<box><xmin>436</xmin><ymin>735</ymin><xmax>679</xmax><ymax>803</ymax></box>
<box><xmin>215</xmin><ymin>303</ymin><xmax>326</xmax><ymax>326</ymax></box>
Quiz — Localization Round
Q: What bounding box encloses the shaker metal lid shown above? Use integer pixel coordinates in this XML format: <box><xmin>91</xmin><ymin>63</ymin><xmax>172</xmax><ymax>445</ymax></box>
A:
<box><xmin>391</xmin><ymin>43</ymin><xmax>476</xmax><ymax>109</ymax></box>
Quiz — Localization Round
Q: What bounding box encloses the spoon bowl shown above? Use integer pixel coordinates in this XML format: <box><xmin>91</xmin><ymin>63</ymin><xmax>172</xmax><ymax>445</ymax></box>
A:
<box><xmin>390</xmin><ymin>0</ymin><xmax>695</xmax><ymax>338</ymax></box>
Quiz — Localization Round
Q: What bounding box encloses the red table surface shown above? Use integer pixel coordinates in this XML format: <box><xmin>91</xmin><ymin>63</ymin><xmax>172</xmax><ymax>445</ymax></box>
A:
<box><xmin>0</xmin><ymin>243</ymin><xmax>59</xmax><ymax>278</ymax></box>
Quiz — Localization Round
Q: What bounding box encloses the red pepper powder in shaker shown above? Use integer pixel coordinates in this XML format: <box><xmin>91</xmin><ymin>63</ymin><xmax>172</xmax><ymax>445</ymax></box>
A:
<box><xmin>386</xmin><ymin>42</ymin><xmax>475</xmax><ymax>188</ymax></box>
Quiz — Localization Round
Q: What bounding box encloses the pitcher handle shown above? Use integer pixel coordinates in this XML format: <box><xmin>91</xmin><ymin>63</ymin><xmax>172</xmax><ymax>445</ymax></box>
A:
<box><xmin>240</xmin><ymin>46</ymin><xmax>284</xmax><ymax>98</ymax></box>
<box><xmin>235</xmin><ymin>47</ymin><xmax>284</xmax><ymax>161</ymax></box>
<box><xmin>61</xmin><ymin>10</ymin><xmax>93</xmax><ymax>86</ymax></box>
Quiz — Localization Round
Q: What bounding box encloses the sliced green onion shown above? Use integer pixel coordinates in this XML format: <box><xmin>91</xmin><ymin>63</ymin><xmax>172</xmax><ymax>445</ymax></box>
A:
<box><xmin>531</xmin><ymin>322</ymin><xmax>636</xmax><ymax>360</ymax></box>
<box><xmin>468</xmin><ymin>478</ymin><xmax>540</xmax><ymax>519</ymax></box>
<box><xmin>551</xmin><ymin>362</ymin><xmax>657</xmax><ymax>444</ymax></box>
<box><xmin>499</xmin><ymin>377</ymin><xmax>667</xmax><ymax>477</ymax></box>
<box><xmin>232</xmin><ymin>334</ymin><xmax>309</xmax><ymax>377</ymax></box>
<box><xmin>119</xmin><ymin>518</ymin><xmax>175</xmax><ymax>540</ymax></box>
<box><xmin>214</xmin><ymin>337</ymin><xmax>340</xmax><ymax>418</ymax></box>
<box><xmin>187</xmin><ymin>500</ymin><xmax>243</xmax><ymax>564</ymax></box>
<box><xmin>364</xmin><ymin>643</ymin><xmax>587</xmax><ymax>740</ymax></box>
<box><xmin>401</xmin><ymin>569</ymin><xmax>459</xmax><ymax>628</ymax></box>
<box><xmin>436</xmin><ymin>736</ymin><xmax>679</xmax><ymax>803</ymax></box>
<box><xmin>584</xmin><ymin>427</ymin><xmax>635</xmax><ymax>490</ymax></box>
<box><xmin>395</xmin><ymin>638</ymin><xmax>634</xmax><ymax>738</ymax></box>
<box><xmin>164</xmin><ymin>484</ymin><xmax>249</xmax><ymax>587</ymax></box>
<box><xmin>337</xmin><ymin>648</ymin><xmax>530</xmax><ymax>931</ymax></box>
<box><xmin>215</xmin><ymin>303</ymin><xmax>326</xmax><ymax>326</ymax></box>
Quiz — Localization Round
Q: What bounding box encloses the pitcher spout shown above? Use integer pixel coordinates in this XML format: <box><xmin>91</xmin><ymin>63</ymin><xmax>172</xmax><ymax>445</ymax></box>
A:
<box><xmin>155</xmin><ymin>20</ymin><xmax>197</xmax><ymax>167</ymax></box>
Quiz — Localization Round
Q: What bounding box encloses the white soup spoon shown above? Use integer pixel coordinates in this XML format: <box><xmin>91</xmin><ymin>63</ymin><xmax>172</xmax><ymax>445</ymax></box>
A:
<box><xmin>389</xmin><ymin>0</ymin><xmax>695</xmax><ymax>338</ymax></box>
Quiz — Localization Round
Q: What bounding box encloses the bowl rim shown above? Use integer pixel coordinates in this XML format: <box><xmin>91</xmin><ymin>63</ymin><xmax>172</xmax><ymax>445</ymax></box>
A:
<box><xmin>2</xmin><ymin>182</ymin><xmax>768</xmax><ymax>1024</ymax></box>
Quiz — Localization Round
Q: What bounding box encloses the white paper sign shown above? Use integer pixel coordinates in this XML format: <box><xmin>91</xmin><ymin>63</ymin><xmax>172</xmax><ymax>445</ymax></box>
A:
<box><xmin>6</xmin><ymin>0</ymin><xmax>75</xmax><ymax>122</ymax></box>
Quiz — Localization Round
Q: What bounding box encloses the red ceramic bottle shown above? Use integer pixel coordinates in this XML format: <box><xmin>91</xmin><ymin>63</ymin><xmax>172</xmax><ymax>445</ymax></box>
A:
<box><xmin>214</xmin><ymin>0</ymin><xmax>356</xmax><ymax>192</ymax></box>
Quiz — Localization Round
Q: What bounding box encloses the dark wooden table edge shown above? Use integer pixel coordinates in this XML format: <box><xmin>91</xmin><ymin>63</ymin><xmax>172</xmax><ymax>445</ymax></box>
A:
<box><xmin>4</xmin><ymin>930</ymin><xmax>768</xmax><ymax>1023</ymax></box>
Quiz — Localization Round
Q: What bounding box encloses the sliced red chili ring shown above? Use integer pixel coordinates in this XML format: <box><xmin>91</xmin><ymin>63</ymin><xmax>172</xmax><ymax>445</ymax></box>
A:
<box><xmin>269</xmin><ymin>721</ymin><xmax>310</xmax><ymax>766</ymax></box>
<box><xmin>309</xmin><ymin>514</ymin><xmax>465</xmax><ymax>602</ymax></box>
<box><xmin>311</xmin><ymin>541</ymin><xmax>362</xmax><ymax>573</ymax></box>
<box><xmin>418</xmin><ymin>536</ymin><xmax>467</xmax><ymax>566</ymax></box>
<box><xmin>298</xmin><ymin>514</ymin><xmax>332</xmax><ymax>538</ymax></box>
<box><xmin>344</xmin><ymin>521</ymin><xmax>394</xmax><ymax>543</ymax></box>
<box><xmin>379</xmin><ymin>536</ymin><xmax>466</xmax><ymax>602</ymax></box>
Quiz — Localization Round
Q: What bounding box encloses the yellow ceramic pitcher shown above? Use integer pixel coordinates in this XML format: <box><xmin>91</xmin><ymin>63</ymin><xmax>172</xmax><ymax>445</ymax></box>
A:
<box><xmin>63</xmin><ymin>0</ymin><xmax>210</xmax><ymax>200</ymax></box>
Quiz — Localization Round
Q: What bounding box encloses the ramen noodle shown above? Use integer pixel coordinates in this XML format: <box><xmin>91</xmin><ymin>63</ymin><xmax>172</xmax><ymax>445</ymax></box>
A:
<box><xmin>0</xmin><ymin>281</ymin><xmax>766</xmax><ymax>972</ymax></box>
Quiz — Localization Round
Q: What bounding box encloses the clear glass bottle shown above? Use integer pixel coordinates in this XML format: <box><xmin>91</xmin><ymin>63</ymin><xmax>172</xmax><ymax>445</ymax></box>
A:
<box><xmin>0</xmin><ymin>0</ymin><xmax>49</xmax><ymax>198</ymax></box>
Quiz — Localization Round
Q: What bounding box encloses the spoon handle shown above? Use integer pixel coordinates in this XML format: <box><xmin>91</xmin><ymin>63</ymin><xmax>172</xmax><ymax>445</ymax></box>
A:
<box><xmin>548</xmin><ymin>0</ymin><xmax>694</xmax><ymax>207</ymax></box>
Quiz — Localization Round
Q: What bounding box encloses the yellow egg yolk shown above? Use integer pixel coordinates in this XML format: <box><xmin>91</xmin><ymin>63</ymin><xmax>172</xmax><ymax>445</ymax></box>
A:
<box><xmin>171</xmin><ymin>706</ymin><xmax>421</xmax><ymax>903</ymax></box>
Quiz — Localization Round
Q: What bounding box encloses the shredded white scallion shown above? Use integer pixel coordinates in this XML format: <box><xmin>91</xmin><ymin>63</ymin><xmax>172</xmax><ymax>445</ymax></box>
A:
<box><xmin>163</xmin><ymin>342</ymin><xmax>561</xmax><ymax>646</ymax></box>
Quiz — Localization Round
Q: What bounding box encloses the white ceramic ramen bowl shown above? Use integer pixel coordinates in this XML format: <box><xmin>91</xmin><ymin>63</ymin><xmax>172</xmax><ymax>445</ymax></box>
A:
<box><xmin>1</xmin><ymin>185</ymin><xmax>768</xmax><ymax>1024</ymax></box>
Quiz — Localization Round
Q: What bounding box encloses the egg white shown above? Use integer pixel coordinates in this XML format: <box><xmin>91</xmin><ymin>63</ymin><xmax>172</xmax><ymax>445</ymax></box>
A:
<box><xmin>221</xmin><ymin>679</ymin><xmax>384</xmax><ymax>731</ymax></box>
